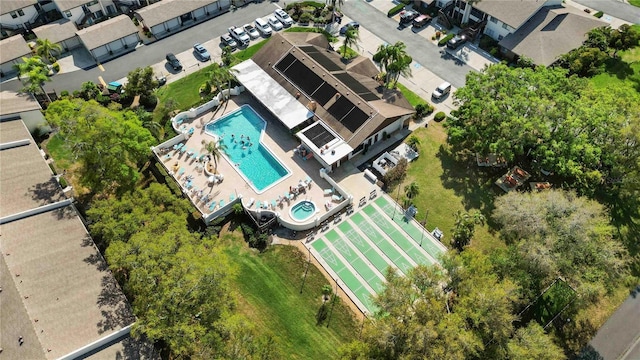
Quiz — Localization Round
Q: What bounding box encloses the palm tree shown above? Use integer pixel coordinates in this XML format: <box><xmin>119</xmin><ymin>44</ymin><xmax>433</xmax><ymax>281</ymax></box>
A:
<box><xmin>404</xmin><ymin>181</ymin><xmax>420</xmax><ymax>200</ymax></box>
<box><xmin>372</xmin><ymin>44</ymin><xmax>393</xmax><ymax>80</ymax></box>
<box><xmin>136</xmin><ymin>108</ymin><xmax>164</xmax><ymax>140</ymax></box>
<box><xmin>13</xmin><ymin>56</ymin><xmax>51</xmax><ymax>102</ymax></box>
<box><xmin>406</xmin><ymin>135</ymin><xmax>421</xmax><ymax>151</ymax></box>
<box><xmin>326</xmin><ymin>0</ymin><xmax>345</xmax><ymax>24</ymax></box>
<box><xmin>35</xmin><ymin>38</ymin><xmax>62</xmax><ymax>63</ymax></box>
<box><xmin>388</xmin><ymin>42</ymin><xmax>412</xmax><ymax>87</ymax></box>
<box><xmin>451</xmin><ymin>210</ymin><xmax>486</xmax><ymax>250</ymax></box>
<box><xmin>201</xmin><ymin>140</ymin><xmax>227</xmax><ymax>173</ymax></box>
<box><xmin>341</xmin><ymin>26</ymin><xmax>360</xmax><ymax>58</ymax></box>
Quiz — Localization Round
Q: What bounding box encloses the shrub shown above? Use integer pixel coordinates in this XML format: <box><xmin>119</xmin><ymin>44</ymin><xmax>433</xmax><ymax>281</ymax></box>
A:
<box><xmin>434</xmin><ymin>111</ymin><xmax>446</xmax><ymax>122</ymax></box>
<box><xmin>299</xmin><ymin>12</ymin><xmax>313</xmax><ymax>24</ymax></box>
<box><xmin>52</xmin><ymin>62</ymin><xmax>60</xmax><ymax>72</ymax></box>
<box><xmin>438</xmin><ymin>34</ymin><xmax>455</xmax><ymax>46</ymax></box>
<box><xmin>593</xmin><ymin>11</ymin><xmax>603</xmax><ymax>18</ymax></box>
<box><xmin>400</xmin><ymin>0</ymin><xmax>412</xmax><ymax>4</ymax></box>
<box><xmin>60</xmin><ymin>90</ymin><xmax>69</xmax><ymax>97</ymax></box>
<box><xmin>415</xmin><ymin>103</ymin><xmax>433</xmax><ymax>118</ymax></box>
<box><xmin>387</xmin><ymin>4</ymin><xmax>405</xmax><ymax>17</ymax></box>
<box><xmin>72</xmin><ymin>90</ymin><xmax>80</xmax><ymax>98</ymax></box>
<box><xmin>382</xmin><ymin>158</ymin><xmax>408</xmax><ymax>189</ymax></box>
<box><xmin>435</xmin><ymin>31</ymin><xmax>442</xmax><ymax>38</ymax></box>
<box><xmin>59</xmin><ymin>177</ymin><xmax>68</xmax><ymax>188</ymax></box>
<box><xmin>48</xmin><ymin>163</ymin><xmax>57</xmax><ymax>175</ymax></box>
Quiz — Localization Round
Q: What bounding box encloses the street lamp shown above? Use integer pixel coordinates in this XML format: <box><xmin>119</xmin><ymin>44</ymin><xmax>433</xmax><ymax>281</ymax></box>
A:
<box><xmin>419</xmin><ymin>209</ymin><xmax>429</xmax><ymax>247</ymax></box>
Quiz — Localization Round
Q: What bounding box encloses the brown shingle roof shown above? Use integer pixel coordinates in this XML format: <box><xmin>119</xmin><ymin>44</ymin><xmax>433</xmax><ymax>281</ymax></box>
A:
<box><xmin>76</xmin><ymin>15</ymin><xmax>137</xmax><ymax>50</ymax></box>
<box><xmin>499</xmin><ymin>5</ymin><xmax>606</xmax><ymax>66</ymax></box>
<box><xmin>33</xmin><ymin>20</ymin><xmax>78</xmax><ymax>45</ymax></box>
<box><xmin>471</xmin><ymin>0</ymin><xmax>546</xmax><ymax>29</ymax></box>
<box><xmin>0</xmin><ymin>91</ymin><xmax>41</xmax><ymax>116</ymax></box>
<box><xmin>0</xmin><ymin>0</ymin><xmax>38</xmax><ymax>15</ymax></box>
<box><xmin>0</xmin><ymin>34</ymin><xmax>31</xmax><ymax>64</ymax></box>
<box><xmin>135</xmin><ymin>0</ymin><xmax>218</xmax><ymax>28</ymax></box>
<box><xmin>251</xmin><ymin>33</ymin><xmax>414</xmax><ymax>147</ymax></box>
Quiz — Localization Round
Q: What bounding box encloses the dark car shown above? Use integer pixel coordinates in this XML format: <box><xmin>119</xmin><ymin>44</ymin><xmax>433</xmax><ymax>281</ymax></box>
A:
<box><xmin>399</xmin><ymin>10</ymin><xmax>419</xmax><ymax>24</ymax></box>
<box><xmin>339</xmin><ymin>21</ymin><xmax>360</xmax><ymax>35</ymax></box>
<box><xmin>165</xmin><ymin>53</ymin><xmax>182</xmax><ymax>71</ymax></box>
<box><xmin>447</xmin><ymin>34</ymin><xmax>468</xmax><ymax>49</ymax></box>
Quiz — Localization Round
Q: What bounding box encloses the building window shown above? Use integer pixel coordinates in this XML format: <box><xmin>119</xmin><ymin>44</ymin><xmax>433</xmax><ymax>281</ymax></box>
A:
<box><xmin>502</xmin><ymin>22</ymin><xmax>509</xmax><ymax>30</ymax></box>
<box><xmin>490</xmin><ymin>16</ymin><xmax>497</xmax><ymax>24</ymax></box>
<box><xmin>485</xmin><ymin>28</ymin><xmax>494</xmax><ymax>37</ymax></box>
<box><xmin>10</xmin><ymin>11</ymin><xmax>18</xmax><ymax>18</ymax></box>
<box><xmin>87</xmin><ymin>0</ymin><xmax>98</xmax><ymax>5</ymax></box>
<box><xmin>18</xmin><ymin>9</ymin><xmax>25</xmax><ymax>16</ymax></box>
<box><xmin>498</xmin><ymin>35</ymin><xmax>504</xmax><ymax>41</ymax></box>
<box><xmin>65</xmin><ymin>10</ymin><xmax>72</xmax><ymax>17</ymax></box>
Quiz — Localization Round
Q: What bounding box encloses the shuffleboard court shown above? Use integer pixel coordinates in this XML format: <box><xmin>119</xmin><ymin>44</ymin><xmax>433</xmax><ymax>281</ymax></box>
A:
<box><xmin>348</xmin><ymin>213</ymin><xmax>415</xmax><ymax>274</ymax></box>
<box><xmin>374</xmin><ymin>196</ymin><xmax>446</xmax><ymax>260</ymax></box>
<box><xmin>325</xmin><ymin>230</ymin><xmax>385</xmax><ymax>292</ymax></box>
<box><xmin>336</xmin><ymin>221</ymin><xmax>392</xmax><ymax>275</ymax></box>
<box><xmin>362</xmin><ymin>205</ymin><xmax>434</xmax><ymax>265</ymax></box>
<box><xmin>311</xmin><ymin>237</ymin><xmax>376</xmax><ymax>312</ymax></box>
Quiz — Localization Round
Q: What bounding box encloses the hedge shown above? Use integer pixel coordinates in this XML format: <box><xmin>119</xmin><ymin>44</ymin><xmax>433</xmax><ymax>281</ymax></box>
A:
<box><xmin>434</xmin><ymin>111</ymin><xmax>446</xmax><ymax>121</ymax></box>
<box><xmin>59</xmin><ymin>177</ymin><xmax>68</xmax><ymax>188</ymax></box>
<box><xmin>388</xmin><ymin>4</ymin><xmax>405</xmax><ymax>17</ymax></box>
<box><xmin>438</xmin><ymin>34</ymin><xmax>455</xmax><ymax>46</ymax></box>
<box><xmin>593</xmin><ymin>11</ymin><xmax>604</xmax><ymax>18</ymax></box>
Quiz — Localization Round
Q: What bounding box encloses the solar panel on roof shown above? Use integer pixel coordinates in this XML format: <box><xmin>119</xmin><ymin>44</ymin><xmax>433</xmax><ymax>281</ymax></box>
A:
<box><xmin>275</xmin><ymin>53</ymin><xmax>296</xmax><ymax>72</ymax></box>
<box><xmin>328</xmin><ymin>96</ymin><xmax>370</xmax><ymax>133</ymax></box>
<box><xmin>342</xmin><ymin>108</ymin><xmax>370</xmax><ymax>133</ymax></box>
<box><xmin>311</xmin><ymin>83</ymin><xmax>336</xmax><ymax>106</ymax></box>
<box><xmin>301</xmin><ymin>45</ymin><xmax>342</xmax><ymax>72</ymax></box>
<box><xmin>334</xmin><ymin>72</ymin><xmax>379</xmax><ymax>101</ymax></box>
<box><xmin>327</xmin><ymin>96</ymin><xmax>354</xmax><ymax>122</ymax></box>
<box><xmin>303</xmin><ymin>122</ymin><xmax>336</xmax><ymax>148</ymax></box>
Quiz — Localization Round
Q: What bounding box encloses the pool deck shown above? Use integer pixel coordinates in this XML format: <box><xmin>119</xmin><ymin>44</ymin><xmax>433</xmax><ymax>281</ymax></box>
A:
<box><xmin>158</xmin><ymin>94</ymin><xmax>339</xmax><ymax>224</ymax></box>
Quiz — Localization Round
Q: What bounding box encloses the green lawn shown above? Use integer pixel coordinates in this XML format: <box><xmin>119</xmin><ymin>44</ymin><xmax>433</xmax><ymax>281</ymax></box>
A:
<box><xmin>224</xmin><ymin>237</ymin><xmax>358</xmax><ymax>359</ymax></box>
<box><xmin>44</xmin><ymin>133</ymin><xmax>73</xmax><ymax>171</ymax></box>
<box><xmin>629</xmin><ymin>0</ymin><xmax>640</xmax><ymax>7</ymax></box>
<box><xmin>396</xmin><ymin>82</ymin><xmax>430</xmax><ymax>107</ymax></box>
<box><xmin>591</xmin><ymin>38</ymin><xmax>640</xmax><ymax>92</ymax></box>
<box><xmin>393</xmin><ymin>125</ymin><xmax>503</xmax><ymax>252</ymax></box>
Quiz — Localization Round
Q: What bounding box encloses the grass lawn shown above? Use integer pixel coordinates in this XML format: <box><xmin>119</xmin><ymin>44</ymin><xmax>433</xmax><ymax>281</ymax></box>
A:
<box><xmin>629</xmin><ymin>0</ymin><xmax>640</xmax><ymax>7</ymax></box>
<box><xmin>44</xmin><ymin>133</ymin><xmax>73</xmax><ymax>171</ymax></box>
<box><xmin>222</xmin><ymin>232</ymin><xmax>358</xmax><ymax>359</ymax></box>
<box><xmin>392</xmin><ymin>124</ymin><xmax>503</xmax><ymax>252</ymax></box>
<box><xmin>590</xmin><ymin>42</ymin><xmax>640</xmax><ymax>92</ymax></box>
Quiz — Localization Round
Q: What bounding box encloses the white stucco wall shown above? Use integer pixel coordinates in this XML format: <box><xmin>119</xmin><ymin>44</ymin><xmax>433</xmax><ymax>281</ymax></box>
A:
<box><xmin>1</xmin><ymin>5</ymin><xmax>38</xmax><ymax>28</ymax></box>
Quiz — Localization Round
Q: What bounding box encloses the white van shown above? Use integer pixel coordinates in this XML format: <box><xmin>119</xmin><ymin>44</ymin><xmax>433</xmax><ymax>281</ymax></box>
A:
<box><xmin>432</xmin><ymin>82</ymin><xmax>451</xmax><ymax>99</ymax></box>
<box><xmin>255</xmin><ymin>18</ymin><xmax>272</xmax><ymax>37</ymax></box>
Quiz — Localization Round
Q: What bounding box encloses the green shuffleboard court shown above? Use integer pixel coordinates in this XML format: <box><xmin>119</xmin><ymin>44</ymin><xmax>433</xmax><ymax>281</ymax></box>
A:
<box><xmin>311</xmin><ymin>237</ymin><xmax>376</xmax><ymax>312</ymax></box>
<box><xmin>373</xmin><ymin>196</ymin><xmax>446</xmax><ymax>260</ymax></box>
<box><xmin>325</xmin><ymin>230</ymin><xmax>385</xmax><ymax>292</ymax></box>
<box><xmin>346</xmin><ymin>214</ymin><xmax>416</xmax><ymax>274</ymax></box>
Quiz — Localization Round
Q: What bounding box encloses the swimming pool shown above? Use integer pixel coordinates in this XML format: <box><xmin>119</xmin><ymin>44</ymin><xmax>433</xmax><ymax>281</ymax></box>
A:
<box><xmin>290</xmin><ymin>200</ymin><xmax>317</xmax><ymax>222</ymax></box>
<box><xmin>205</xmin><ymin>105</ymin><xmax>290</xmax><ymax>193</ymax></box>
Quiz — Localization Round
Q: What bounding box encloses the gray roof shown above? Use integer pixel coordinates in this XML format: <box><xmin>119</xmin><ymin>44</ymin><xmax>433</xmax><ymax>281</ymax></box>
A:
<box><xmin>0</xmin><ymin>34</ymin><xmax>32</xmax><ymax>64</ymax></box>
<box><xmin>53</xmin><ymin>0</ymin><xmax>94</xmax><ymax>12</ymax></box>
<box><xmin>33</xmin><ymin>20</ymin><xmax>78</xmax><ymax>44</ymax></box>
<box><xmin>0</xmin><ymin>91</ymin><xmax>41</xmax><ymax>116</ymax></box>
<box><xmin>251</xmin><ymin>33</ymin><xmax>413</xmax><ymax>148</ymax></box>
<box><xmin>472</xmin><ymin>0</ymin><xmax>546</xmax><ymax>29</ymax></box>
<box><xmin>499</xmin><ymin>5</ymin><xmax>605</xmax><ymax>66</ymax></box>
<box><xmin>0</xmin><ymin>119</ymin><xmax>138</xmax><ymax>360</ymax></box>
<box><xmin>0</xmin><ymin>0</ymin><xmax>38</xmax><ymax>15</ymax></box>
<box><xmin>135</xmin><ymin>0</ymin><xmax>218</xmax><ymax>27</ymax></box>
<box><xmin>76</xmin><ymin>15</ymin><xmax>137</xmax><ymax>50</ymax></box>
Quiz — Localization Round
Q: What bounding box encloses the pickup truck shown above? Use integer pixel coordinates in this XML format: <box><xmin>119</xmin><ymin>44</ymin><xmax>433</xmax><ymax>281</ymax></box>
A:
<box><xmin>228</xmin><ymin>26</ymin><xmax>250</xmax><ymax>47</ymax></box>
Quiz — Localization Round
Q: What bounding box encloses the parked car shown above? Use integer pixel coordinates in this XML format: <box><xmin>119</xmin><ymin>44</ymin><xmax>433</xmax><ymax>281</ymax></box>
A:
<box><xmin>432</xmin><ymin>82</ymin><xmax>451</xmax><ymax>99</ymax></box>
<box><xmin>267</xmin><ymin>16</ymin><xmax>284</xmax><ymax>31</ymax></box>
<box><xmin>165</xmin><ymin>53</ymin><xmax>182</xmax><ymax>71</ymax></box>
<box><xmin>399</xmin><ymin>10</ymin><xmax>419</xmax><ymax>25</ymax></box>
<box><xmin>255</xmin><ymin>17</ymin><xmax>272</xmax><ymax>36</ymax></box>
<box><xmin>274</xmin><ymin>9</ymin><xmax>294</xmax><ymax>27</ymax></box>
<box><xmin>228</xmin><ymin>26</ymin><xmax>250</xmax><ymax>46</ymax></box>
<box><xmin>412</xmin><ymin>14</ymin><xmax>432</xmax><ymax>29</ymax></box>
<box><xmin>193</xmin><ymin>43</ymin><xmax>211</xmax><ymax>61</ymax></box>
<box><xmin>243</xmin><ymin>23</ymin><xmax>260</xmax><ymax>39</ymax></box>
<box><xmin>447</xmin><ymin>34</ymin><xmax>468</xmax><ymax>49</ymax></box>
<box><xmin>220</xmin><ymin>34</ymin><xmax>238</xmax><ymax>50</ymax></box>
<box><xmin>339</xmin><ymin>21</ymin><xmax>360</xmax><ymax>35</ymax></box>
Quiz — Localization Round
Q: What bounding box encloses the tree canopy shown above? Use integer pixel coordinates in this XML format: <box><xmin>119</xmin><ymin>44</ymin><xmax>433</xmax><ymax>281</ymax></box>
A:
<box><xmin>492</xmin><ymin>189</ymin><xmax>627</xmax><ymax>303</ymax></box>
<box><xmin>447</xmin><ymin>63</ymin><xmax>640</xmax><ymax>192</ymax></box>
<box><xmin>45</xmin><ymin>98</ymin><xmax>155</xmax><ymax>194</ymax></box>
<box><xmin>340</xmin><ymin>250</ymin><xmax>565</xmax><ymax>359</ymax></box>
<box><xmin>124</xmin><ymin>66</ymin><xmax>158</xmax><ymax>104</ymax></box>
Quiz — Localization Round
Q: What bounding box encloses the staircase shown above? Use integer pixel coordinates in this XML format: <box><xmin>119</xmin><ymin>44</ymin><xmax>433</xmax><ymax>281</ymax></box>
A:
<box><xmin>437</xmin><ymin>0</ymin><xmax>455</xmax><ymax>29</ymax></box>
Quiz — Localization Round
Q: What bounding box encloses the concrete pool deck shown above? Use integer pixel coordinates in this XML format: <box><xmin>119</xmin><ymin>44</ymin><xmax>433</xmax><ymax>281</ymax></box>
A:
<box><xmin>157</xmin><ymin>94</ymin><xmax>343</xmax><ymax>224</ymax></box>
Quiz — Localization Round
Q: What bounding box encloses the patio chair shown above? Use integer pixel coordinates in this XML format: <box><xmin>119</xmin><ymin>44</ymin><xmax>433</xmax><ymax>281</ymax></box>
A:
<box><xmin>188</xmin><ymin>127</ymin><xmax>195</xmax><ymax>135</ymax></box>
<box><xmin>176</xmin><ymin>118</ymin><xmax>184</xmax><ymax>125</ymax></box>
<box><xmin>230</xmin><ymin>193</ymin><xmax>236</xmax><ymax>201</ymax></box>
<box><xmin>219</xmin><ymin>199</ymin><xmax>225</xmax><ymax>208</ymax></box>
<box><xmin>180</xmin><ymin>146</ymin><xmax>187</xmax><ymax>154</ymax></box>
<box><xmin>332</xmin><ymin>194</ymin><xmax>343</xmax><ymax>202</ymax></box>
<box><xmin>256</xmin><ymin>200</ymin><xmax>262</xmax><ymax>209</ymax></box>
<box><xmin>208</xmin><ymin>201</ymin><xmax>217</xmax><ymax>211</ymax></box>
<box><xmin>324</xmin><ymin>188</ymin><xmax>333</xmax><ymax>196</ymax></box>
<box><xmin>271</xmin><ymin>200</ymin><xmax>277</xmax><ymax>209</ymax></box>
<box><xmin>163</xmin><ymin>153</ymin><xmax>172</xmax><ymax>161</ymax></box>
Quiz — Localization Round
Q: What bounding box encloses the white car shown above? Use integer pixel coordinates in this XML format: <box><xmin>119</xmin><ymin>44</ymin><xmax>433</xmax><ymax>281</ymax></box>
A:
<box><xmin>274</xmin><ymin>9</ymin><xmax>294</xmax><ymax>27</ymax></box>
<box><xmin>228</xmin><ymin>26</ymin><xmax>250</xmax><ymax>46</ymax></box>
<box><xmin>255</xmin><ymin>17</ymin><xmax>272</xmax><ymax>37</ymax></box>
<box><xmin>267</xmin><ymin>16</ymin><xmax>284</xmax><ymax>31</ymax></box>
<box><xmin>243</xmin><ymin>23</ymin><xmax>260</xmax><ymax>39</ymax></box>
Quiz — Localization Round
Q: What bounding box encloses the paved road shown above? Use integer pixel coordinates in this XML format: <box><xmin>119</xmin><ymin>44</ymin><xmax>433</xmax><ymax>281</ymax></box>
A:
<box><xmin>587</xmin><ymin>285</ymin><xmax>640</xmax><ymax>360</ymax></box>
<box><xmin>341</xmin><ymin>0</ymin><xmax>474</xmax><ymax>89</ymax></box>
<box><xmin>573</xmin><ymin>0</ymin><xmax>640</xmax><ymax>23</ymax></box>
<box><xmin>1</xmin><ymin>1</ymin><xmax>280</xmax><ymax>93</ymax></box>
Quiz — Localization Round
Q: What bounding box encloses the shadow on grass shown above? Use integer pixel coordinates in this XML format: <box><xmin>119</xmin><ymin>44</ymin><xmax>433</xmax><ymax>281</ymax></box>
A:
<box><xmin>603</xmin><ymin>58</ymin><xmax>635</xmax><ymax>81</ymax></box>
<box><xmin>436</xmin><ymin>145</ymin><xmax>502</xmax><ymax>229</ymax></box>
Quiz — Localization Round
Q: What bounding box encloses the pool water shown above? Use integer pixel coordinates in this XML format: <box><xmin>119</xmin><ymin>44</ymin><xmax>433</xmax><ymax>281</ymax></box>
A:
<box><xmin>290</xmin><ymin>200</ymin><xmax>317</xmax><ymax>222</ymax></box>
<box><xmin>205</xmin><ymin>105</ymin><xmax>290</xmax><ymax>192</ymax></box>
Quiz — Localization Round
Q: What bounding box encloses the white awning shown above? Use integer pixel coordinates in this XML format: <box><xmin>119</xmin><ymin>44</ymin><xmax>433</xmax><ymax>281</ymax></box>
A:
<box><xmin>233</xmin><ymin>59</ymin><xmax>313</xmax><ymax>129</ymax></box>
